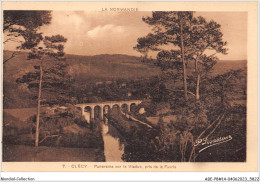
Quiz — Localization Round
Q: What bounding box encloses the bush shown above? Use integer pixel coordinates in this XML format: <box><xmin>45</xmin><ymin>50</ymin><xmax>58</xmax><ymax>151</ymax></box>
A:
<box><xmin>3</xmin><ymin>112</ymin><xmax>34</xmax><ymax>145</ymax></box>
<box><xmin>4</xmin><ymin>104</ymin><xmax>104</xmax><ymax>149</ymax></box>
<box><xmin>37</xmin><ymin>105</ymin><xmax>104</xmax><ymax>148</ymax></box>
<box><xmin>107</xmin><ymin>109</ymin><xmax>140</xmax><ymax>139</ymax></box>
<box><xmin>122</xmin><ymin>100</ymin><xmax>210</xmax><ymax>162</ymax></box>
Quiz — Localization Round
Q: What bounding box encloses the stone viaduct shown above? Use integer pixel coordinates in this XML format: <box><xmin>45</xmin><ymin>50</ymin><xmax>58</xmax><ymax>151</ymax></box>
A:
<box><xmin>76</xmin><ymin>100</ymin><xmax>143</xmax><ymax>123</ymax></box>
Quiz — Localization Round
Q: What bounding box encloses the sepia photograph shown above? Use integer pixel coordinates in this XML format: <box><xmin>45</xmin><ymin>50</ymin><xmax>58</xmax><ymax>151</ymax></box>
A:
<box><xmin>1</xmin><ymin>1</ymin><xmax>258</xmax><ymax>174</ymax></box>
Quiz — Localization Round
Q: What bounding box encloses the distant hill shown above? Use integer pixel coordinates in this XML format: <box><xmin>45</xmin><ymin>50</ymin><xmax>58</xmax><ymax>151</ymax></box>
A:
<box><xmin>66</xmin><ymin>53</ymin><xmax>160</xmax><ymax>83</ymax></box>
<box><xmin>3</xmin><ymin>50</ymin><xmax>247</xmax><ymax>108</ymax></box>
<box><xmin>211</xmin><ymin>60</ymin><xmax>247</xmax><ymax>75</ymax></box>
<box><xmin>3</xmin><ymin>50</ymin><xmax>247</xmax><ymax>83</ymax></box>
<box><xmin>3</xmin><ymin>51</ymin><xmax>160</xmax><ymax>84</ymax></box>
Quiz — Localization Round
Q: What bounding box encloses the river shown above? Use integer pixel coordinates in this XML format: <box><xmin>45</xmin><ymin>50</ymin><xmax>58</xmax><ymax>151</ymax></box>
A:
<box><xmin>101</xmin><ymin>119</ymin><xmax>126</xmax><ymax>162</ymax></box>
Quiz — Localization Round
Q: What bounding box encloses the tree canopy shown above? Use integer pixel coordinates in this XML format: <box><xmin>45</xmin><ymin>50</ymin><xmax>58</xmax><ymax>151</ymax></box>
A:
<box><xmin>3</xmin><ymin>11</ymin><xmax>52</xmax><ymax>64</ymax></box>
<box><xmin>134</xmin><ymin>11</ymin><xmax>228</xmax><ymax>101</ymax></box>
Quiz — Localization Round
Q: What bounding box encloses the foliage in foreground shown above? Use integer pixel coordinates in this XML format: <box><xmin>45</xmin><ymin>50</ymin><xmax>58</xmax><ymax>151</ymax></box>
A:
<box><xmin>3</xmin><ymin>104</ymin><xmax>104</xmax><ymax>149</ymax></box>
<box><xmin>120</xmin><ymin>101</ymin><xmax>245</xmax><ymax>162</ymax></box>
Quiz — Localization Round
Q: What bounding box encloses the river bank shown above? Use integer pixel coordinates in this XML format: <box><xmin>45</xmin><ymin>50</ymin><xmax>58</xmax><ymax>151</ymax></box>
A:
<box><xmin>102</xmin><ymin>123</ymin><xmax>125</xmax><ymax>162</ymax></box>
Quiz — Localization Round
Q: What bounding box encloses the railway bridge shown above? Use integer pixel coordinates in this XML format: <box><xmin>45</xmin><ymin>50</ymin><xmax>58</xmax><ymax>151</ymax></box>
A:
<box><xmin>76</xmin><ymin>100</ymin><xmax>143</xmax><ymax>123</ymax></box>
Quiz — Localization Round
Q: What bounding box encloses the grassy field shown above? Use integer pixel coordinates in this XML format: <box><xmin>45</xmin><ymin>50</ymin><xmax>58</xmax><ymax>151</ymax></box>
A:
<box><xmin>3</xmin><ymin>144</ymin><xmax>104</xmax><ymax>162</ymax></box>
<box><xmin>4</xmin><ymin>108</ymin><xmax>36</xmax><ymax>122</ymax></box>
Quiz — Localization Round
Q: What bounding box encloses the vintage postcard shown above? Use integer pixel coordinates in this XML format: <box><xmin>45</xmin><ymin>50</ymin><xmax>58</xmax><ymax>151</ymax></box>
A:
<box><xmin>1</xmin><ymin>1</ymin><xmax>258</xmax><ymax>172</ymax></box>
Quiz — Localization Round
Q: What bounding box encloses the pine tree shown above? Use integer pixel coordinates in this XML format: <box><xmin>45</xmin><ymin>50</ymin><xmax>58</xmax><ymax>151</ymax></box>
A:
<box><xmin>135</xmin><ymin>11</ymin><xmax>193</xmax><ymax>101</ymax></box>
<box><xmin>134</xmin><ymin>11</ymin><xmax>228</xmax><ymax>101</ymax></box>
<box><xmin>189</xmin><ymin>16</ymin><xmax>228</xmax><ymax>100</ymax></box>
<box><xmin>16</xmin><ymin>35</ymin><xmax>69</xmax><ymax>147</ymax></box>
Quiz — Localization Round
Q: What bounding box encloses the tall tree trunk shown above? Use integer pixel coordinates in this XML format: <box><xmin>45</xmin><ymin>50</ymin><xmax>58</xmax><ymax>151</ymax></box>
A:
<box><xmin>35</xmin><ymin>64</ymin><xmax>43</xmax><ymax>147</ymax></box>
<box><xmin>195</xmin><ymin>59</ymin><xmax>200</xmax><ymax>101</ymax></box>
<box><xmin>196</xmin><ymin>74</ymin><xmax>200</xmax><ymax>100</ymax></box>
<box><xmin>221</xmin><ymin>83</ymin><xmax>225</xmax><ymax>104</ymax></box>
<box><xmin>179</xmin><ymin>12</ymin><xmax>188</xmax><ymax>101</ymax></box>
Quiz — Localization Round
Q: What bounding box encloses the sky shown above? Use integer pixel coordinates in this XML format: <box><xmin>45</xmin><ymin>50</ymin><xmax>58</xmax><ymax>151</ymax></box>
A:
<box><xmin>4</xmin><ymin>11</ymin><xmax>247</xmax><ymax>60</ymax></box>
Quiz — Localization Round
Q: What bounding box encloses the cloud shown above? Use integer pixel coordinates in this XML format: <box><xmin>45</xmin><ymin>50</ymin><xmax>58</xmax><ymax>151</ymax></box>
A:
<box><xmin>52</xmin><ymin>11</ymin><xmax>85</xmax><ymax>29</ymax></box>
<box><xmin>87</xmin><ymin>24</ymin><xmax>124</xmax><ymax>39</ymax></box>
<box><xmin>39</xmin><ymin>11</ymin><xmax>89</xmax><ymax>38</ymax></box>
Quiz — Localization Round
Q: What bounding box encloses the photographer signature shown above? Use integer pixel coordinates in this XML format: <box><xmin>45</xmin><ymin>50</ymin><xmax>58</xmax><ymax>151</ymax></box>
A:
<box><xmin>194</xmin><ymin>135</ymin><xmax>232</xmax><ymax>153</ymax></box>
